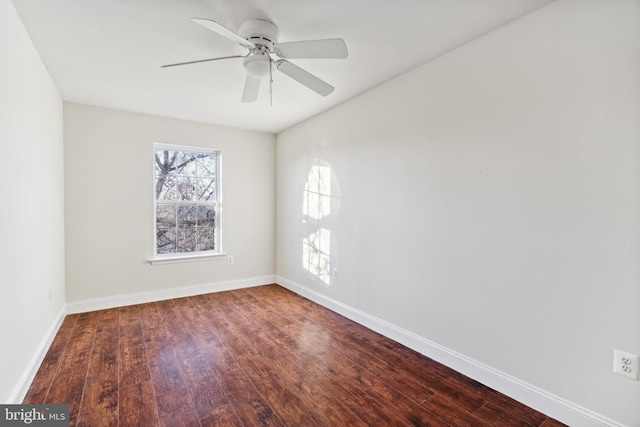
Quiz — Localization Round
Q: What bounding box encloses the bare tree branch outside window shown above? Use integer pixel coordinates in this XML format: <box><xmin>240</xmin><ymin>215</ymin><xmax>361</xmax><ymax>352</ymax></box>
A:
<box><xmin>154</xmin><ymin>146</ymin><xmax>218</xmax><ymax>255</ymax></box>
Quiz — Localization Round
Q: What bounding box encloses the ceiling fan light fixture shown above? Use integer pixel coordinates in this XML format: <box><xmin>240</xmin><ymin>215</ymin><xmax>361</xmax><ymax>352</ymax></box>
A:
<box><xmin>243</xmin><ymin>54</ymin><xmax>271</xmax><ymax>79</ymax></box>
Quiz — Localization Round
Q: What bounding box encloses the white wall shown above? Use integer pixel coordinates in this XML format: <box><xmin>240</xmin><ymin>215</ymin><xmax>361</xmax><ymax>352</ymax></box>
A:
<box><xmin>276</xmin><ymin>0</ymin><xmax>640</xmax><ymax>425</ymax></box>
<box><xmin>0</xmin><ymin>0</ymin><xmax>65</xmax><ymax>403</ymax></box>
<box><xmin>64</xmin><ymin>103</ymin><xmax>276</xmax><ymax>304</ymax></box>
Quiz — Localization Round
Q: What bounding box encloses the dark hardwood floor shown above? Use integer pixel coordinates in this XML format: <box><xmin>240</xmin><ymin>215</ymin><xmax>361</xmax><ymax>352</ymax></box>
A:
<box><xmin>24</xmin><ymin>284</ymin><xmax>566</xmax><ymax>426</ymax></box>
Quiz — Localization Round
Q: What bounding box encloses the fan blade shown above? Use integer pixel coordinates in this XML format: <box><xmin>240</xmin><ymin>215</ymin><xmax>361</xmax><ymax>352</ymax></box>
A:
<box><xmin>161</xmin><ymin>55</ymin><xmax>244</xmax><ymax>68</ymax></box>
<box><xmin>276</xmin><ymin>60</ymin><xmax>334</xmax><ymax>96</ymax></box>
<box><xmin>242</xmin><ymin>74</ymin><xmax>261</xmax><ymax>103</ymax></box>
<box><xmin>276</xmin><ymin>38</ymin><xmax>348</xmax><ymax>59</ymax></box>
<box><xmin>191</xmin><ymin>18</ymin><xmax>254</xmax><ymax>49</ymax></box>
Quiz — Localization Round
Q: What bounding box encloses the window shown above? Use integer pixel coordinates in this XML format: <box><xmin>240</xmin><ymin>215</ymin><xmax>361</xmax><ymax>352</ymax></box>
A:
<box><xmin>153</xmin><ymin>144</ymin><xmax>220</xmax><ymax>260</ymax></box>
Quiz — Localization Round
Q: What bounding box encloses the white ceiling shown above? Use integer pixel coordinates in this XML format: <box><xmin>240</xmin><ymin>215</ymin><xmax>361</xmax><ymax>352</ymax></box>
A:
<box><xmin>12</xmin><ymin>0</ymin><xmax>554</xmax><ymax>134</ymax></box>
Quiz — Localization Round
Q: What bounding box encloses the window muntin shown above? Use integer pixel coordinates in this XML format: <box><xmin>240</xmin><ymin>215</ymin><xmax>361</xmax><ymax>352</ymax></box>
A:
<box><xmin>154</xmin><ymin>145</ymin><xmax>220</xmax><ymax>257</ymax></box>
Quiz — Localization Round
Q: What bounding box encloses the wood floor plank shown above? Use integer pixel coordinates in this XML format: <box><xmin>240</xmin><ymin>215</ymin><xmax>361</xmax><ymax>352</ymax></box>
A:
<box><xmin>473</xmin><ymin>402</ymin><xmax>538</xmax><ymax>427</ymax></box>
<box><xmin>23</xmin><ymin>314</ymin><xmax>78</xmax><ymax>404</ymax></box>
<box><xmin>119</xmin><ymin>307</ymin><xmax>152</xmax><ymax>388</ymax></box>
<box><xmin>43</xmin><ymin>311</ymin><xmax>100</xmax><ymax>426</ymax></box>
<box><xmin>188</xmin><ymin>375</ymin><xmax>243</xmax><ymax>427</ymax></box>
<box><xmin>541</xmin><ymin>418</ymin><xmax>569</xmax><ymax>426</ymax></box>
<box><xmin>474</xmin><ymin>390</ymin><xmax>549</xmax><ymax>426</ymax></box>
<box><xmin>155</xmin><ymin>388</ymin><xmax>201</xmax><ymax>427</ymax></box>
<box><xmin>119</xmin><ymin>380</ymin><xmax>160</xmax><ymax>427</ymax></box>
<box><xmin>421</xmin><ymin>394</ymin><xmax>491</xmax><ymax>427</ymax></box>
<box><xmin>76</xmin><ymin>309</ymin><xmax>119</xmax><ymax>427</ymax></box>
<box><xmin>139</xmin><ymin>302</ymin><xmax>187</xmax><ymax>396</ymax></box>
<box><xmin>25</xmin><ymin>285</ymin><xmax>567</xmax><ymax>427</ymax></box>
<box><xmin>118</xmin><ymin>305</ymin><xmax>160</xmax><ymax>426</ymax></box>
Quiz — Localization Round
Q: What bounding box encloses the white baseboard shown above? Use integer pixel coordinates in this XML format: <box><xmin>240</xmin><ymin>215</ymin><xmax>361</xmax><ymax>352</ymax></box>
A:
<box><xmin>275</xmin><ymin>275</ymin><xmax>624</xmax><ymax>427</ymax></box>
<box><xmin>67</xmin><ymin>275</ymin><xmax>276</xmax><ymax>314</ymax></box>
<box><xmin>9</xmin><ymin>304</ymin><xmax>66</xmax><ymax>404</ymax></box>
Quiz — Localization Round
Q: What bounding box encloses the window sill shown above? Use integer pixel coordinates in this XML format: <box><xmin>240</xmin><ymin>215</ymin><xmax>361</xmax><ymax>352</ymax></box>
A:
<box><xmin>149</xmin><ymin>253</ymin><xmax>226</xmax><ymax>265</ymax></box>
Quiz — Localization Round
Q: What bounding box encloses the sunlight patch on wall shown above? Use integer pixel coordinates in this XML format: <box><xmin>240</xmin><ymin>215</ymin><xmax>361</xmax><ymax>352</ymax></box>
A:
<box><xmin>303</xmin><ymin>165</ymin><xmax>332</xmax><ymax>220</ymax></box>
<box><xmin>302</xmin><ymin>227</ymin><xmax>331</xmax><ymax>285</ymax></box>
<box><xmin>302</xmin><ymin>163</ymin><xmax>338</xmax><ymax>286</ymax></box>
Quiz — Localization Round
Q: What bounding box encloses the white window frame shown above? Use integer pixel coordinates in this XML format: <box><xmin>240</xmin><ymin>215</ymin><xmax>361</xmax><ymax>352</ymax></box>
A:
<box><xmin>149</xmin><ymin>143</ymin><xmax>224</xmax><ymax>265</ymax></box>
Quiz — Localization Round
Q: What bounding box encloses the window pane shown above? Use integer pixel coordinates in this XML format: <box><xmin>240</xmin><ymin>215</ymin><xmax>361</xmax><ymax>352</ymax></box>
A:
<box><xmin>156</xmin><ymin>228</ymin><xmax>176</xmax><ymax>254</ymax></box>
<box><xmin>175</xmin><ymin>151</ymin><xmax>198</xmax><ymax>177</ymax></box>
<box><xmin>156</xmin><ymin>175</ymin><xmax>177</xmax><ymax>200</ymax></box>
<box><xmin>196</xmin><ymin>155</ymin><xmax>216</xmax><ymax>177</ymax></box>
<box><xmin>177</xmin><ymin>205</ymin><xmax>196</xmax><ymax>227</ymax></box>
<box><xmin>178</xmin><ymin>228</ymin><xmax>197</xmax><ymax>252</ymax></box>
<box><xmin>156</xmin><ymin>205</ymin><xmax>176</xmax><ymax>228</ymax></box>
<box><xmin>176</xmin><ymin>176</ymin><xmax>196</xmax><ymax>201</ymax></box>
<box><xmin>196</xmin><ymin>205</ymin><xmax>215</xmax><ymax>227</ymax></box>
<box><xmin>197</xmin><ymin>177</ymin><xmax>215</xmax><ymax>201</ymax></box>
<box><xmin>197</xmin><ymin>227</ymin><xmax>215</xmax><ymax>251</ymax></box>
<box><xmin>155</xmin><ymin>150</ymin><xmax>177</xmax><ymax>176</ymax></box>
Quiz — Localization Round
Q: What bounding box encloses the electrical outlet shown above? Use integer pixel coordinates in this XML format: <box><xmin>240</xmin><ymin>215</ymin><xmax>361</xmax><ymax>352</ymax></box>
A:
<box><xmin>613</xmin><ymin>349</ymin><xmax>639</xmax><ymax>380</ymax></box>
<box><xmin>227</xmin><ymin>255</ymin><xmax>234</xmax><ymax>265</ymax></box>
<box><xmin>332</xmin><ymin>268</ymin><xmax>338</xmax><ymax>280</ymax></box>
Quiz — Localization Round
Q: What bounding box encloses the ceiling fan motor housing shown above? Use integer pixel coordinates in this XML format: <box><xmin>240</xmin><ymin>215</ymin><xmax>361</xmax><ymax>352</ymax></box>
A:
<box><xmin>239</xmin><ymin>19</ymin><xmax>279</xmax><ymax>51</ymax></box>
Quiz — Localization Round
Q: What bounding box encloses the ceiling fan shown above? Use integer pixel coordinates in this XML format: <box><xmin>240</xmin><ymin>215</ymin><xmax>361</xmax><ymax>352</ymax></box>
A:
<box><xmin>162</xmin><ymin>18</ymin><xmax>348</xmax><ymax>104</ymax></box>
